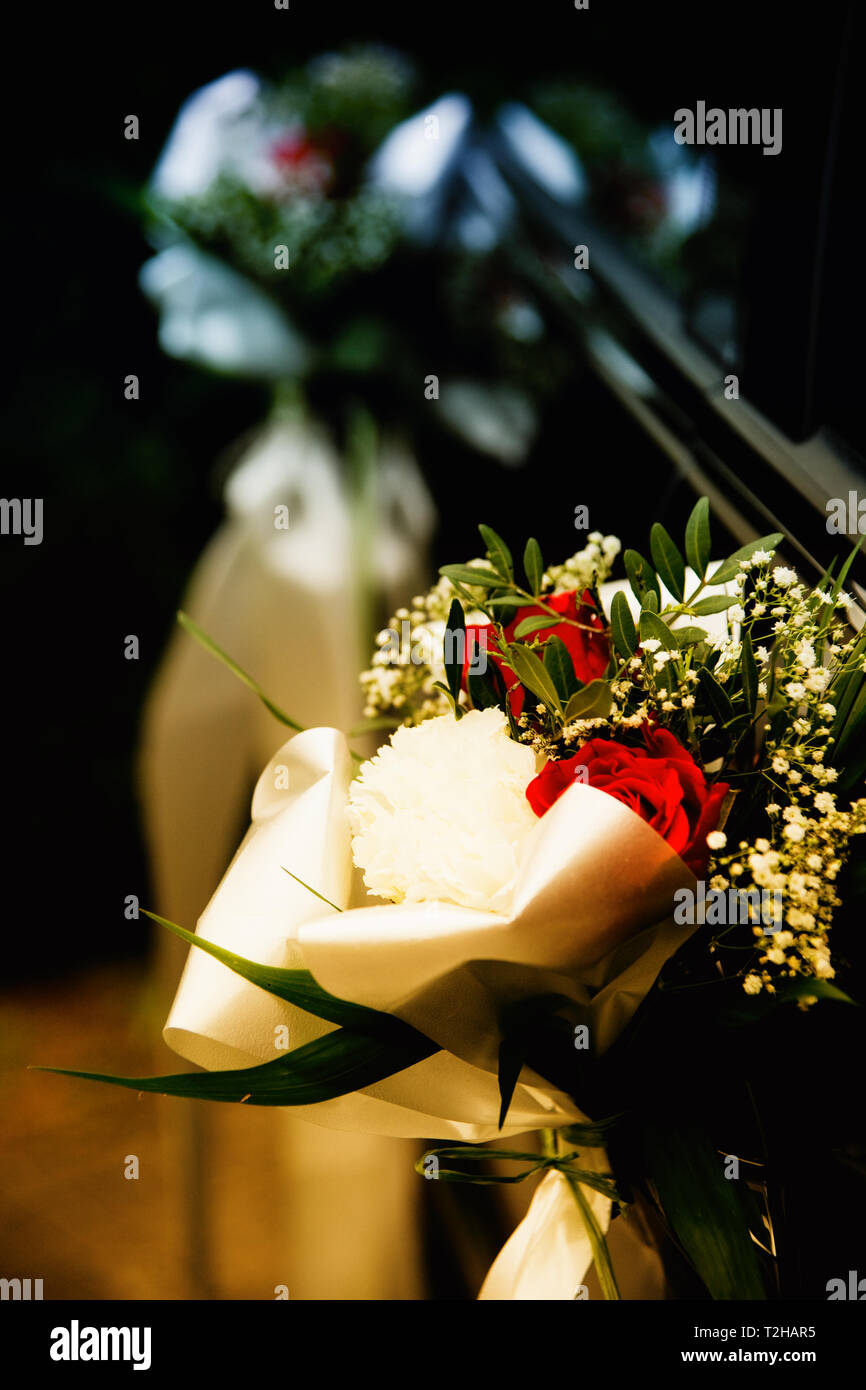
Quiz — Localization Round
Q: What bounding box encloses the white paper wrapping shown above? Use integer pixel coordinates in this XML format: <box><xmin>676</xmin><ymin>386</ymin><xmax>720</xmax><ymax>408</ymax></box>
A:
<box><xmin>478</xmin><ymin>1167</ymin><xmax>612</xmax><ymax>1300</ymax></box>
<box><xmin>165</xmin><ymin>720</ymin><xmax>697</xmax><ymax>1141</ymax></box>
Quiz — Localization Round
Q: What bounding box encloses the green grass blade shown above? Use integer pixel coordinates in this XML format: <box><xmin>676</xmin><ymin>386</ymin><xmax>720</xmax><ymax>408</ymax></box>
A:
<box><xmin>177</xmin><ymin>611</ymin><xmax>304</xmax><ymax>732</ymax></box>
<box><xmin>35</xmin><ymin>1026</ymin><xmax>439</xmax><ymax>1107</ymax></box>
<box><xmin>639</xmin><ymin>1115</ymin><xmax>766</xmax><ymax>1299</ymax></box>
<box><xmin>143</xmin><ymin>911</ymin><xmax>429</xmax><ymax>1043</ymax></box>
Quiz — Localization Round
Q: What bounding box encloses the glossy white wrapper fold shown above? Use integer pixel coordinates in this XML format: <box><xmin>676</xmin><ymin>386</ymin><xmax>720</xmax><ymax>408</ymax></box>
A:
<box><xmin>165</xmin><ymin>724</ymin><xmax>697</xmax><ymax>1143</ymax></box>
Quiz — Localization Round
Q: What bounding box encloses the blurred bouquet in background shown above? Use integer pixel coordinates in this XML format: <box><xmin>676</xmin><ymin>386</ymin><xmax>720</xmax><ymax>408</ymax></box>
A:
<box><xmin>142</xmin><ymin>48</ymin><xmax>416</xmax><ymax>380</ymax></box>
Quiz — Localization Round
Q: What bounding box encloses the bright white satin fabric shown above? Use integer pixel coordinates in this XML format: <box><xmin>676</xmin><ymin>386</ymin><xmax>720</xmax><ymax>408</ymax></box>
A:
<box><xmin>478</xmin><ymin>1168</ymin><xmax>612</xmax><ymax>1300</ymax></box>
<box><xmin>164</xmin><ymin>712</ymin><xmax>698</xmax><ymax>1146</ymax></box>
<box><xmin>140</xmin><ymin>413</ymin><xmax>434</xmax><ymax>1298</ymax></box>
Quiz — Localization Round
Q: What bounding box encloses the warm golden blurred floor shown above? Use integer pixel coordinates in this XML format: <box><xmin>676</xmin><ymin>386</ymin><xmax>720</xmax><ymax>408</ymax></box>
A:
<box><xmin>1</xmin><ymin>960</ymin><xmax>665</xmax><ymax>1301</ymax></box>
<box><xmin>1</xmin><ymin>962</ymin><xmax>192</xmax><ymax>1298</ymax></box>
<box><xmin>0</xmin><ymin>960</ymin><xmax>426</xmax><ymax>1300</ymax></box>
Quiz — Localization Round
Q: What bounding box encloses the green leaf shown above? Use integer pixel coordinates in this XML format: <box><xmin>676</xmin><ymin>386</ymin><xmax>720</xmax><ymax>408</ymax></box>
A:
<box><xmin>523</xmin><ymin>537</ymin><xmax>544</xmax><ymax>596</ymax></box>
<box><xmin>610</xmin><ymin>590</ymin><xmax>638</xmax><ymax>661</ymax></box>
<box><xmin>478</xmin><ymin>524</ymin><xmax>513</xmax><ymax>582</ymax></box>
<box><xmin>417</xmin><ymin>1145</ymin><xmax>549</xmax><ymax>1185</ymax></box>
<box><xmin>833</xmin><ymin>680</ymin><xmax>866</xmax><ymax>792</ymax></box>
<box><xmin>565</xmin><ymin>679</ymin><xmax>613</xmax><ymax>721</ymax></box>
<box><xmin>484</xmin><ymin>598</ymin><xmax>520</xmax><ymax>626</ymax></box>
<box><xmin>496</xmin><ymin>993</ymin><xmax>575</xmax><ymax>1128</ymax></box>
<box><xmin>689</xmin><ymin>594</ymin><xmax>741</xmax><ymax>616</ymax></box>
<box><xmin>280</xmin><ymin>870</ymin><xmax>343</xmax><ymax>915</ymax></box>
<box><xmin>624</xmin><ymin>549</ymin><xmax>661</xmax><ymax>606</ymax></box>
<box><xmin>439</xmin><ymin>564</ymin><xmax>506</xmax><ymax>590</ymax></box>
<box><xmin>177</xmin><ymin>611</ymin><xmax>303</xmax><ymax>732</ymax></box>
<box><xmin>444</xmin><ymin>598</ymin><xmax>465</xmax><ymax>708</ymax></box>
<box><xmin>37</xmin><ymin>1025</ymin><xmax>439</xmax><ymax>1108</ymax></box>
<box><xmin>684</xmin><ymin>497</ymin><xmax>712</xmax><ymax>579</ymax></box>
<box><xmin>698</xmin><ymin>667</ymin><xmax>736</xmax><ymax>728</ymax></box>
<box><xmin>740</xmin><ymin>629</ymin><xmax>758</xmax><ymax>714</ymax></box>
<box><xmin>828</xmin><ymin>534</ymin><xmax>864</xmax><ymax>607</ymax></box>
<box><xmin>467</xmin><ymin>652</ymin><xmax>508</xmax><ymax>712</ymax></box>
<box><xmin>673</xmin><ymin>625</ymin><xmax>709</xmax><ymax>648</ymax></box>
<box><xmin>832</xmin><ymin>679</ymin><xmax>866</xmax><ymax>757</ymax></box>
<box><xmin>415</xmin><ymin>1147</ymin><xmax>620</xmax><ymax>1202</ymax></box>
<box><xmin>143</xmin><ymin>912</ymin><xmax>426</xmax><ymax>1042</ymax></box>
<box><xmin>639</xmin><ymin>609</ymin><xmax>680</xmax><ymax>653</ymax></box>
<box><xmin>432</xmin><ymin>681</ymin><xmax>462</xmax><ymax>718</ymax></box>
<box><xmin>717</xmin><ymin>975</ymin><xmax>856</xmax><ymax>1026</ymax></box>
<box><xmin>828</xmin><ymin>654</ymin><xmax>866</xmax><ymax>749</ymax></box>
<box><xmin>710</xmin><ymin>533</ymin><xmax>784</xmax><ymax>585</ymax></box>
<box><xmin>513</xmin><ymin>615</ymin><xmax>562</xmax><ymax>638</ymax></box>
<box><xmin>650</xmin><ymin>523</ymin><xmax>686</xmax><ymax>601</ymax></box>
<box><xmin>561</xmin><ymin>1169</ymin><xmax>621</xmax><ymax>1300</ymax></box>
<box><xmin>544</xmin><ymin>634</ymin><xmax>582</xmax><ymax>702</ymax></box>
<box><xmin>639</xmin><ymin>1115</ymin><xmax>766</xmax><ymax>1299</ymax></box>
<box><xmin>497</xmin><ymin>1036</ymin><xmax>526</xmax><ymax>1130</ymax></box>
<box><xmin>504</xmin><ymin>643</ymin><xmax>563</xmax><ymax>714</ymax></box>
<box><xmin>560</xmin><ymin>1114</ymin><xmax>625</xmax><ymax>1146</ymax></box>
<box><xmin>348</xmin><ymin>716</ymin><xmax>401</xmax><ymax>736</ymax></box>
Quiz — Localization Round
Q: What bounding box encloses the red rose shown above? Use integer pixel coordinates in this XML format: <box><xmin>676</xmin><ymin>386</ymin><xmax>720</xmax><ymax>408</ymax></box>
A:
<box><xmin>270</xmin><ymin>130</ymin><xmax>335</xmax><ymax>194</ymax></box>
<box><xmin>526</xmin><ymin>726</ymin><xmax>728</xmax><ymax>878</ymax></box>
<box><xmin>464</xmin><ymin>590</ymin><xmax>609</xmax><ymax>718</ymax></box>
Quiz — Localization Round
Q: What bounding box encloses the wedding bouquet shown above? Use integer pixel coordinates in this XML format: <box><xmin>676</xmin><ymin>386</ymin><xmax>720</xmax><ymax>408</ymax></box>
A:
<box><xmin>47</xmin><ymin>500</ymin><xmax>866</xmax><ymax>1299</ymax></box>
<box><xmin>148</xmin><ymin>47</ymin><xmax>415</xmax><ymax>305</ymax></box>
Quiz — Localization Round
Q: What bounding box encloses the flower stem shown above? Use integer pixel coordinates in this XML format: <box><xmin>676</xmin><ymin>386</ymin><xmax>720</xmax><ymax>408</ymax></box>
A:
<box><xmin>540</xmin><ymin>1129</ymin><xmax>621</xmax><ymax>1301</ymax></box>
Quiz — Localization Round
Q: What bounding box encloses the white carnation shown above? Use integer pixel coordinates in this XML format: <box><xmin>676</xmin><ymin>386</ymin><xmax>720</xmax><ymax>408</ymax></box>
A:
<box><xmin>348</xmin><ymin>709</ymin><xmax>537</xmax><ymax>910</ymax></box>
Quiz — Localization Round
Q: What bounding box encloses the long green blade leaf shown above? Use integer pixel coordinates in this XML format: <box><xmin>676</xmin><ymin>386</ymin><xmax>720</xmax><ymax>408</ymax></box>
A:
<box><xmin>178</xmin><ymin>611</ymin><xmax>304</xmax><ymax>732</ymax></box>
<box><xmin>639</xmin><ymin>1115</ymin><xmax>766</xmax><ymax>1299</ymax></box>
<box><xmin>36</xmin><ymin>1027</ymin><xmax>439</xmax><ymax>1107</ymax></box>
<box><xmin>143</xmin><ymin>911</ymin><xmax>429</xmax><ymax>1043</ymax></box>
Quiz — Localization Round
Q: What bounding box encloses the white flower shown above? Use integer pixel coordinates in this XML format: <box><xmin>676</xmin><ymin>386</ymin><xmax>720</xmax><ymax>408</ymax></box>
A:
<box><xmin>805</xmin><ymin>668</ymin><xmax>830</xmax><ymax>693</ymax></box>
<box><xmin>348</xmin><ymin>709</ymin><xmax>537</xmax><ymax>910</ymax></box>
<box><xmin>773</xmin><ymin>567</ymin><xmax>797</xmax><ymax>587</ymax></box>
<box><xmin>640</xmin><ymin>638</ymin><xmax>661</xmax><ymax>653</ymax></box>
<box><xmin>706</xmin><ymin>831</ymin><xmax>727</xmax><ymax>850</ymax></box>
<box><xmin>794</xmin><ymin>639</ymin><xmax>816</xmax><ymax>669</ymax></box>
